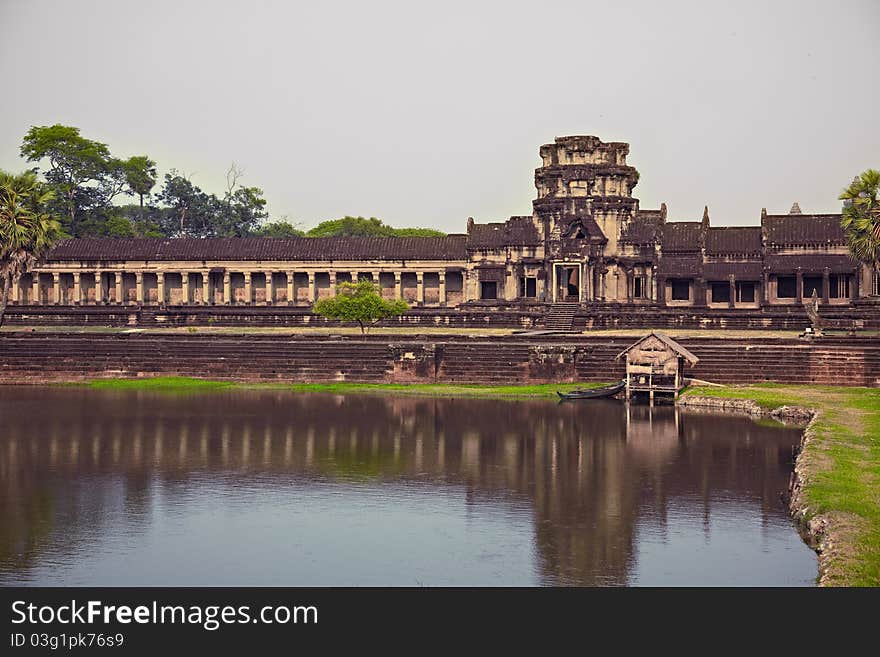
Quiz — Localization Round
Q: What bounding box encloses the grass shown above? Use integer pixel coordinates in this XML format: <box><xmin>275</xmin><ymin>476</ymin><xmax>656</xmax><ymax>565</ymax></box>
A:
<box><xmin>683</xmin><ymin>383</ymin><xmax>880</xmax><ymax>587</ymax></box>
<box><xmin>84</xmin><ymin>376</ymin><xmax>607</xmax><ymax>398</ymax></box>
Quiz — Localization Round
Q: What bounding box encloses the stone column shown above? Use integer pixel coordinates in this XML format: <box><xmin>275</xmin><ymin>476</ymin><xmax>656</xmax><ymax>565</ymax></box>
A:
<box><xmin>796</xmin><ymin>268</ymin><xmax>803</xmax><ymax>304</ymax></box>
<box><xmin>181</xmin><ymin>271</ymin><xmax>189</xmax><ymax>305</ymax></box>
<box><xmin>115</xmin><ymin>272</ymin><xmax>123</xmax><ymax>305</ymax></box>
<box><xmin>11</xmin><ymin>276</ymin><xmax>19</xmax><ymax>303</ymax></box>
<box><xmin>287</xmin><ymin>271</ymin><xmax>294</xmax><ymax>305</ymax></box>
<box><xmin>416</xmin><ymin>272</ymin><xmax>424</xmax><ymax>305</ymax></box>
<box><xmin>244</xmin><ymin>271</ymin><xmax>252</xmax><ymax>305</ymax></box>
<box><xmin>265</xmin><ymin>271</ymin><xmax>274</xmax><ymax>305</ymax></box>
<box><xmin>762</xmin><ymin>268</ymin><xmax>770</xmax><ymax>305</ymax></box>
<box><xmin>32</xmin><ymin>273</ymin><xmax>41</xmax><ymax>305</ymax></box>
<box><xmin>136</xmin><ymin>273</ymin><xmax>144</xmax><ymax>305</ymax></box>
<box><xmin>439</xmin><ymin>271</ymin><xmax>446</xmax><ymax>306</ymax></box>
<box><xmin>728</xmin><ymin>274</ymin><xmax>736</xmax><ymax>309</ymax></box>
<box><xmin>372</xmin><ymin>271</ymin><xmax>380</xmax><ymax>290</ymax></box>
<box><xmin>650</xmin><ymin>268</ymin><xmax>657</xmax><ymax>302</ymax></box>
<box><xmin>822</xmin><ymin>267</ymin><xmax>830</xmax><ymax>304</ymax></box>
<box><xmin>625</xmin><ymin>268</ymin><xmax>632</xmax><ymax>303</ymax></box>
<box><xmin>202</xmin><ymin>272</ymin><xmax>209</xmax><ymax>305</ymax></box>
<box><xmin>223</xmin><ymin>272</ymin><xmax>231</xmax><ymax>305</ymax></box>
<box><xmin>73</xmin><ymin>272</ymin><xmax>81</xmax><ymax>305</ymax></box>
<box><xmin>94</xmin><ymin>272</ymin><xmax>102</xmax><ymax>305</ymax></box>
<box><xmin>329</xmin><ymin>271</ymin><xmax>337</xmax><ymax>296</ymax></box>
<box><xmin>395</xmin><ymin>273</ymin><xmax>403</xmax><ymax>299</ymax></box>
<box><xmin>656</xmin><ymin>275</ymin><xmax>666</xmax><ymax>306</ymax></box>
<box><xmin>157</xmin><ymin>272</ymin><xmax>165</xmax><ymax>306</ymax></box>
<box><xmin>307</xmin><ymin>273</ymin><xmax>316</xmax><ymax>302</ymax></box>
<box><xmin>694</xmin><ymin>277</ymin><xmax>707</xmax><ymax>307</ymax></box>
<box><xmin>600</xmin><ymin>272</ymin><xmax>606</xmax><ymax>301</ymax></box>
<box><xmin>53</xmin><ymin>273</ymin><xmax>60</xmax><ymax>305</ymax></box>
<box><xmin>350</xmin><ymin>271</ymin><xmax>359</xmax><ymax>284</ymax></box>
<box><xmin>853</xmin><ymin>271</ymin><xmax>860</xmax><ymax>299</ymax></box>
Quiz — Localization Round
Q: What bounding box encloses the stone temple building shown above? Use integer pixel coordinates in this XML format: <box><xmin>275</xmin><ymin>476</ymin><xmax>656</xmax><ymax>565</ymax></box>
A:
<box><xmin>12</xmin><ymin>135</ymin><xmax>879</xmax><ymax>310</ymax></box>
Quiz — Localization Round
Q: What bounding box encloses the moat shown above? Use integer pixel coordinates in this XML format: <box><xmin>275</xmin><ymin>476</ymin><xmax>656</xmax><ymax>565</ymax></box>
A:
<box><xmin>0</xmin><ymin>387</ymin><xmax>816</xmax><ymax>586</ymax></box>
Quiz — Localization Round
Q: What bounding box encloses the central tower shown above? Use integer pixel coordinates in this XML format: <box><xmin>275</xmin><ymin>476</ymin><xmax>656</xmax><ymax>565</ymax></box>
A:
<box><xmin>533</xmin><ymin>136</ymin><xmax>641</xmax><ymax>301</ymax></box>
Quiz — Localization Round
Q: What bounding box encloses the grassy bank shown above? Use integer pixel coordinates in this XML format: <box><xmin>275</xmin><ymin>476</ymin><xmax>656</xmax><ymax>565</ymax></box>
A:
<box><xmin>683</xmin><ymin>383</ymin><xmax>880</xmax><ymax>587</ymax></box>
<box><xmin>85</xmin><ymin>376</ymin><xmax>606</xmax><ymax>398</ymax></box>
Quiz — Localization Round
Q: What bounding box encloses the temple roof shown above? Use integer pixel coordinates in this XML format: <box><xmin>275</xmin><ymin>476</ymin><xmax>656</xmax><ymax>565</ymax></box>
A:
<box><xmin>705</xmin><ymin>227</ymin><xmax>762</xmax><ymax>255</ymax></box>
<box><xmin>467</xmin><ymin>216</ymin><xmax>542</xmax><ymax>248</ymax></box>
<box><xmin>657</xmin><ymin>254</ymin><xmax>702</xmax><ymax>277</ymax></box>
<box><xmin>762</xmin><ymin>214</ymin><xmax>845</xmax><ymax>246</ymax></box>
<box><xmin>620</xmin><ymin>215</ymin><xmax>663</xmax><ymax>245</ymax></box>
<box><xmin>46</xmin><ymin>236</ymin><xmax>469</xmax><ymax>262</ymax></box>
<box><xmin>702</xmin><ymin>261</ymin><xmax>764</xmax><ymax>280</ymax></box>
<box><xmin>764</xmin><ymin>253</ymin><xmax>858</xmax><ymax>273</ymax></box>
<box><xmin>661</xmin><ymin>222</ymin><xmax>703</xmax><ymax>252</ymax></box>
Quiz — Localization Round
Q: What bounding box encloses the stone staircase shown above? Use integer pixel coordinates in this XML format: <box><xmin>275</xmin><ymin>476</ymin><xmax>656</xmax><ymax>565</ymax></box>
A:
<box><xmin>544</xmin><ymin>303</ymin><xmax>579</xmax><ymax>331</ymax></box>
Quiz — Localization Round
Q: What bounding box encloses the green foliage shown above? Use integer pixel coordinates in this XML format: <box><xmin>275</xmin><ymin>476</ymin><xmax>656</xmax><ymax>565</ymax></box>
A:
<box><xmin>306</xmin><ymin>216</ymin><xmax>445</xmax><ymax>238</ymax></box>
<box><xmin>390</xmin><ymin>227</ymin><xmax>447</xmax><ymax>237</ymax></box>
<box><xmin>312</xmin><ymin>280</ymin><xmax>408</xmax><ymax>333</ymax></box>
<box><xmin>153</xmin><ymin>171</ymin><xmax>268</xmax><ymax>238</ymax></box>
<box><xmin>254</xmin><ymin>220</ymin><xmax>306</xmax><ymax>237</ymax></box>
<box><xmin>0</xmin><ymin>170</ymin><xmax>62</xmax><ymax>325</ymax></box>
<box><xmin>840</xmin><ymin>169</ymin><xmax>880</xmax><ymax>266</ymax></box>
<box><xmin>20</xmin><ymin>125</ymin><xmax>119</xmax><ymax>235</ymax></box>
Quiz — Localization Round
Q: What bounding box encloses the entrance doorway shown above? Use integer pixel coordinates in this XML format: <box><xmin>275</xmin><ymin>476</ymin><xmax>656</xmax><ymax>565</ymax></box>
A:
<box><xmin>556</xmin><ymin>265</ymin><xmax>580</xmax><ymax>301</ymax></box>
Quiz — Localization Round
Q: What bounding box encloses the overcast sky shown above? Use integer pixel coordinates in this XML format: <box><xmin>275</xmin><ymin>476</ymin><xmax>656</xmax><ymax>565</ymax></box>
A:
<box><xmin>1</xmin><ymin>0</ymin><xmax>878</xmax><ymax>232</ymax></box>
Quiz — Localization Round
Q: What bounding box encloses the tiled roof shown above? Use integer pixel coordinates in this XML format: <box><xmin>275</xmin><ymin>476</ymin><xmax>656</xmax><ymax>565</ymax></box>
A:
<box><xmin>661</xmin><ymin>222</ymin><xmax>703</xmax><ymax>251</ymax></box>
<box><xmin>657</xmin><ymin>254</ymin><xmax>702</xmax><ymax>277</ymax></box>
<box><xmin>702</xmin><ymin>261</ymin><xmax>764</xmax><ymax>280</ymax></box>
<box><xmin>46</xmin><ymin>237</ymin><xmax>469</xmax><ymax>262</ymax></box>
<box><xmin>705</xmin><ymin>227</ymin><xmax>762</xmax><ymax>255</ymax></box>
<box><xmin>765</xmin><ymin>253</ymin><xmax>857</xmax><ymax>273</ymax></box>
<box><xmin>467</xmin><ymin>216</ymin><xmax>542</xmax><ymax>248</ymax></box>
<box><xmin>620</xmin><ymin>215</ymin><xmax>662</xmax><ymax>245</ymax></box>
<box><xmin>763</xmin><ymin>214</ymin><xmax>845</xmax><ymax>246</ymax></box>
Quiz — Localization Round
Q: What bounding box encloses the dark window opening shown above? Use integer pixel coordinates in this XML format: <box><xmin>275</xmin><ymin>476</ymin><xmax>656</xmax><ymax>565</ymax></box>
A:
<box><xmin>633</xmin><ymin>276</ymin><xmax>645</xmax><ymax>299</ymax></box>
<box><xmin>777</xmin><ymin>276</ymin><xmax>797</xmax><ymax>298</ymax></box>
<box><xmin>518</xmin><ymin>276</ymin><xmax>537</xmax><ymax>298</ymax></box>
<box><xmin>480</xmin><ymin>281</ymin><xmax>497</xmax><ymax>300</ymax></box>
<box><xmin>670</xmin><ymin>279</ymin><xmax>690</xmax><ymax>301</ymax></box>
<box><xmin>829</xmin><ymin>275</ymin><xmax>850</xmax><ymax>299</ymax></box>
<box><xmin>710</xmin><ymin>282</ymin><xmax>730</xmax><ymax>303</ymax></box>
<box><xmin>803</xmin><ymin>276</ymin><xmax>822</xmax><ymax>299</ymax></box>
<box><xmin>736</xmin><ymin>282</ymin><xmax>756</xmax><ymax>303</ymax></box>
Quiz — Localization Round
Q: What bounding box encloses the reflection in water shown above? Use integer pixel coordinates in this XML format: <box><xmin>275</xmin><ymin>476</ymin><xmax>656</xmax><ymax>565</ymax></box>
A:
<box><xmin>0</xmin><ymin>388</ymin><xmax>815</xmax><ymax>586</ymax></box>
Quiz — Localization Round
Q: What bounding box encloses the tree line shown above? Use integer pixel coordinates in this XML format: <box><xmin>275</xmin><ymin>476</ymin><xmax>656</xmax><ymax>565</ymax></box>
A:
<box><xmin>10</xmin><ymin>124</ymin><xmax>446</xmax><ymax>240</ymax></box>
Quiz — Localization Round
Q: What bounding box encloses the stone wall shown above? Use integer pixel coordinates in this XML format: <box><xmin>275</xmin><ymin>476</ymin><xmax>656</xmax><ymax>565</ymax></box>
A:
<box><xmin>4</xmin><ymin>300</ymin><xmax>880</xmax><ymax>330</ymax></box>
<box><xmin>2</xmin><ymin>333</ymin><xmax>878</xmax><ymax>387</ymax></box>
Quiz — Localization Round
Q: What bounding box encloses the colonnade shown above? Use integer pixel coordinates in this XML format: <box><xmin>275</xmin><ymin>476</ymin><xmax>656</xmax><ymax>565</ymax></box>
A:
<box><xmin>12</xmin><ymin>268</ymin><xmax>463</xmax><ymax>307</ymax></box>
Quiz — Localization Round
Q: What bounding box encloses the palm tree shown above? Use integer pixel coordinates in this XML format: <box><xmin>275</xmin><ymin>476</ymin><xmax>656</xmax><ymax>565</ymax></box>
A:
<box><xmin>840</xmin><ymin>170</ymin><xmax>880</xmax><ymax>279</ymax></box>
<box><xmin>0</xmin><ymin>170</ymin><xmax>62</xmax><ymax>327</ymax></box>
<box><xmin>124</xmin><ymin>155</ymin><xmax>157</xmax><ymax>224</ymax></box>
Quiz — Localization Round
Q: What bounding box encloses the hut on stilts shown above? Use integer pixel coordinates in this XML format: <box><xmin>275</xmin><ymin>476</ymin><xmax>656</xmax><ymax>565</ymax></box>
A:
<box><xmin>615</xmin><ymin>332</ymin><xmax>699</xmax><ymax>400</ymax></box>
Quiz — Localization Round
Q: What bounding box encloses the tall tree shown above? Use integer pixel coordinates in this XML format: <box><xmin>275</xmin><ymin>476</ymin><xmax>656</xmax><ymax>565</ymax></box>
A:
<box><xmin>840</xmin><ymin>169</ymin><xmax>880</xmax><ymax>269</ymax></box>
<box><xmin>0</xmin><ymin>170</ymin><xmax>62</xmax><ymax>326</ymax></box>
<box><xmin>124</xmin><ymin>156</ymin><xmax>157</xmax><ymax>223</ymax></box>
<box><xmin>19</xmin><ymin>125</ymin><xmax>113</xmax><ymax>235</ymax></box>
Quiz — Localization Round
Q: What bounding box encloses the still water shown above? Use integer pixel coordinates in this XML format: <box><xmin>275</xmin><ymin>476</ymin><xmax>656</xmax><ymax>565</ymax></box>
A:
<box><xmin>0</xmin><ymin>387</ymin><xmax>816</xmax><ymax>586</ymax></box>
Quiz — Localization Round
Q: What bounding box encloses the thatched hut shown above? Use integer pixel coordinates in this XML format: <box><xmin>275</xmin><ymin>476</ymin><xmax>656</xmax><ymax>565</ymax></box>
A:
<box><xmin>615</xmin><ymin>332</ymin><xmax>699</xmax><ymax>400</ymax></box>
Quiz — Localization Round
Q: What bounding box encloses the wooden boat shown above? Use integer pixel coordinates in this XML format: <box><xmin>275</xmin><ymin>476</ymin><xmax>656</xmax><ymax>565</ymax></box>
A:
<box><xmin>556</xmin><ymin>380</ymin><xmax>626</xmax><ymax>401</ymax></box>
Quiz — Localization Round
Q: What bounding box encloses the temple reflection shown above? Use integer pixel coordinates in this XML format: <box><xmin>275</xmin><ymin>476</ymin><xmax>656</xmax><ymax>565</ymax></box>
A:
<box><xmin>0</xmin><ymin>388</ymin><xmax>800</xmax><ymax>585</ymax></box>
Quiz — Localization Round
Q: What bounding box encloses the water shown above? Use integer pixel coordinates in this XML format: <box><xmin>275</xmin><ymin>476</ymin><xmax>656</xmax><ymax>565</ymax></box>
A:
<box><xmin>0</xmin><ymin>387</ymin><xmax>816</xmax><ymax>586</ymax></box>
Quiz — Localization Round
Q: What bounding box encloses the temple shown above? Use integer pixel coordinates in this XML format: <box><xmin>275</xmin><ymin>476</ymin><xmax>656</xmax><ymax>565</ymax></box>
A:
<box><xmin>12</xmin><ymin>135</ymin><xmax>879</xmax><ymax>309</ymax></box>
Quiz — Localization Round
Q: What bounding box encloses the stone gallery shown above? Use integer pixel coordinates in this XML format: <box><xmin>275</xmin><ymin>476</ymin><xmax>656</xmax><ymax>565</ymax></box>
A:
<box><xmin>12</xmin><ymin>136</ymin><xmax>877</xmax><ymax>310</ymax></box>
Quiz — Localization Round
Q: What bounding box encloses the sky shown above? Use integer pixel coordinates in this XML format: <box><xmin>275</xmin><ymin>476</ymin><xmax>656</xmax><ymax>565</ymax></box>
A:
<box><xmin>1</xmin><ymin>0</ymin><xmax>878</xmax><ymax>232</ymax></box>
